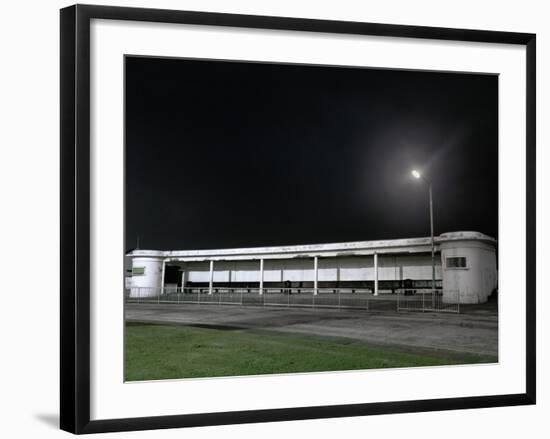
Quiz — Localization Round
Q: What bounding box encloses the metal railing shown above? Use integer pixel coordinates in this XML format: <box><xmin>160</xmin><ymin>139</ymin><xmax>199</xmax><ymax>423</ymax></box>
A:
<box><xmin>126</xmin><ymin>286</ymin><xmax>375</xmax><ymax>310</ymax></box>
<box><xmin>396</xmin><ymin>289</ymin><xmax>460</xmax><ymax>313</ymax></box>
<box><xmin>126</xmin><ymin>287</ymin><xmax>460</xmax><ymax>313</ymax></box>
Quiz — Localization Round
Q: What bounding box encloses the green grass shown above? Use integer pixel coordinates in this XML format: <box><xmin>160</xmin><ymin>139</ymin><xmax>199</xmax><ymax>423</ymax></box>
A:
<box><xmin>125</xmin><ymin>322</ymin><xmax>496</xmax><ymax>381</ymax></box>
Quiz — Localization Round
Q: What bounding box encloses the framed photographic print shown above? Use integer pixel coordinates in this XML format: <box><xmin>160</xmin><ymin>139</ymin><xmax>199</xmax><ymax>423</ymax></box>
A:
<box><xmin>60</xmin><ymin>4</ymin><xmax>536</xmax><ymax>434</ymax></box>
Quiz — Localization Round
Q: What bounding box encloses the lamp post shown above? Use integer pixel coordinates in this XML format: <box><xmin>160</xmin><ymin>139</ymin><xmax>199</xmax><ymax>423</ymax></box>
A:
<box><xmin>412</xmin><ymin>170</ymin><xmax>436</xmax><ymax>304</ymax></box>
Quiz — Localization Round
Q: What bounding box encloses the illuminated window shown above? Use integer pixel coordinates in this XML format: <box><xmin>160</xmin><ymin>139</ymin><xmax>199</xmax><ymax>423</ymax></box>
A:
<box><xmin>446</xmin><ymin>257</ymin><xmax>467</xmax><ymax>268</ymax></box>
<box><xmin>132</xmin><ymin>266</ymin><xmax>145</xmax><ymax>275</ymax></box>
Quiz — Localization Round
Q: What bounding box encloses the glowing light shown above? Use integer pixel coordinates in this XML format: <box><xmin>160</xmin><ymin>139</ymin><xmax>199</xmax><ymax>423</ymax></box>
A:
<box><xmin>412</xmin><ymin>170</ymin><xmax>421</xmax><ymax>179</ymax></box>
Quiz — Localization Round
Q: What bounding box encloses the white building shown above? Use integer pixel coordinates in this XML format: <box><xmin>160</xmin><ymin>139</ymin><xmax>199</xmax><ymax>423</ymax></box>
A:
<box><xmin>126</xmin><ymin>231</ymin><xmax>497</xmax><ymax>304</ymax></box>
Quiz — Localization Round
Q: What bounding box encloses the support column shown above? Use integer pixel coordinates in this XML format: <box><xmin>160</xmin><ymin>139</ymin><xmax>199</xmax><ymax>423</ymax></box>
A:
<box><xmin>374</xmin><ymin>253</ymin><xmax>379</xmax><ymax>296</ymax></box>
<box><xmin>313</xmin><ymin>256</ymin><xmax>319</xmax><ymax>295</ymax></box>
<box><xmin>160</xmin><ymin>259</ymin><xmax>166</xmax><ymax>296</ymax></box>
<box><xmin>209</xmin><ymin>260</ymin><xmax>214</xmax><ymax>295</ymax></box>
<box><xmin>180</xmin><ymin>269</ymin><xmax>186</xmax><ymax>292</ymax></box>
<box><xmin>259</xmin><ymin>259</ymin><xmax>264</xmax><ymax>294</ymax></box>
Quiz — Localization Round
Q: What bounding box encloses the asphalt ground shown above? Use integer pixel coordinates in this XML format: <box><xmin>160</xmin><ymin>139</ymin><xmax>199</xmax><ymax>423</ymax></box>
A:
<box><xmin>125</xmin><ymin>302</ymin><xmax>498</xmax><ymax>357</ymax></box>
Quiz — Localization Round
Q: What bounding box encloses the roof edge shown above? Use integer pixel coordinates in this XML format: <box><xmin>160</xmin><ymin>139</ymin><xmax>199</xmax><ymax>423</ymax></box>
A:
<box><xmin>126</xmin><ymin>231</ymin><xmax>497</xmax><ymax>258</ymax></box>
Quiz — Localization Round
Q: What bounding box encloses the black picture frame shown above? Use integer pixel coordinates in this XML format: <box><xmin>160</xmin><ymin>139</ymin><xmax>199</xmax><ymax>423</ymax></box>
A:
<box><xmin>60</xmin><ymin>4</ymin><xmax>536</xmax><ymax>434</ymax></box>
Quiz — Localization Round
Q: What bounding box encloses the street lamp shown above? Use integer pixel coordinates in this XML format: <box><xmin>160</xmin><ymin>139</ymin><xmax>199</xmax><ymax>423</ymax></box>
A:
<box><xmin>411</xmin><ymin>170</ymin><xmax>436</xmax><ymax>300</ymax></box>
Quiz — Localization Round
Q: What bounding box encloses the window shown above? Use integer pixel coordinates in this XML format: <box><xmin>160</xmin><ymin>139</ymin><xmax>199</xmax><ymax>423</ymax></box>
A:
<box><xmin>446</xmin><ymin>257</ymin><xmax>467</xmax><ymax>268</ymax></box>
<box><xmin>132</xmin><ymin>266</ymin><xmax>145</xmax><ymax>275</ymax></box>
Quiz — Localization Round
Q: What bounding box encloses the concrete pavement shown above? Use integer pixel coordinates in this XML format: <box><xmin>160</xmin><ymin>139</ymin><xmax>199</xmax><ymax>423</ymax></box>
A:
<box><xmin>125</xmin><ymin>303</ymin><xmax>498</xmax><ymax>357</ymax></box>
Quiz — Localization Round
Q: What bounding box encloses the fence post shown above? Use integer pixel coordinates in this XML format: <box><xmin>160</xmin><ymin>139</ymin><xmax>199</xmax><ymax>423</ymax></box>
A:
<box><xmin>422</xmin><ymin>290</ymin><xmax>425</xmax><ymax>312</ymax></box>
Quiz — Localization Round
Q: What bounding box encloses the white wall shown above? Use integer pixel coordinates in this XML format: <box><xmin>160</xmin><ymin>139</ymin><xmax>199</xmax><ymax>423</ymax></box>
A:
<box><xmin>441</xmin><ymin>241</ymin><xmax>497</xmax><ymax>303</ymax></box>
<box><xmin>379</xmin><ymin>254</ymin><xmax>442</xmax><ymax>281</ymax></box>
<box><xmin>185</xmin><ymin>261</ymin><xmax>210</xmax><ymax>282</ymax></box>
<box><xmin>129</xmin><ymin>257</ymin><xmax>164</xmax><ymax>296</ymax></box>
<box><xmin>1</xmin><ymin>1</ymin><xmax>547</xmax><ymax>439</ymax></box>
<box><xmin>180</xmin><ymin>254</ymin><xmax>442</xmax><ymax>284</ymax></box>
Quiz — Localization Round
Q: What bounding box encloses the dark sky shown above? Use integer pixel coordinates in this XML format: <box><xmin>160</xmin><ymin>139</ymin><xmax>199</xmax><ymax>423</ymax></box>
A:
<box><xmin>125</xmin><ymin>56</ymin><xmax>498</xmax><ymax>251</ymax></box>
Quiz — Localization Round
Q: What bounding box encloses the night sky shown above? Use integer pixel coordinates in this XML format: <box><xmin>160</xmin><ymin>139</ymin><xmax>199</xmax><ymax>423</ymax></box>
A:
<box><xmin>125</xmin><ymin>56</ymin><xmax>498</xmax><ymax>251</ymax></box>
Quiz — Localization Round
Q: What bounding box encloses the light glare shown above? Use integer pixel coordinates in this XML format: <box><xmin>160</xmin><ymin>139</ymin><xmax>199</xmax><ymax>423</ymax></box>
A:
<box><xmin>412</xmin><ymin>170</ymin><xmax>421</xmax><ymax>179</ymax></box>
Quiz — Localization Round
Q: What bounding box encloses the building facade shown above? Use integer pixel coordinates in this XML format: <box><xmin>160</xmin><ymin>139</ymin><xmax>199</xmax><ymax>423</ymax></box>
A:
<box><xmin>126</xmin><ymin>231</ymin><xmax>497</xmax><ymax>304</ymax></box>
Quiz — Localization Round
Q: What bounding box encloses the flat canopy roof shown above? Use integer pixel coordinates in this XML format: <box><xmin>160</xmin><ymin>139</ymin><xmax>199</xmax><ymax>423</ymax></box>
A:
<box><xmin>127</xmin><ymin>231</ymin><xmax>497</xmax><ymax>262</ymax></box>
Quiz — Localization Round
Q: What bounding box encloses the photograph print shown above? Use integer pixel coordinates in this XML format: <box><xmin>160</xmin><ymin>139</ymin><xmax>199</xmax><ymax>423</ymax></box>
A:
<box><xmin>123</xmin><ymin>55</ymin><xmax>498</xmax><ymax>382</ymax></box>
